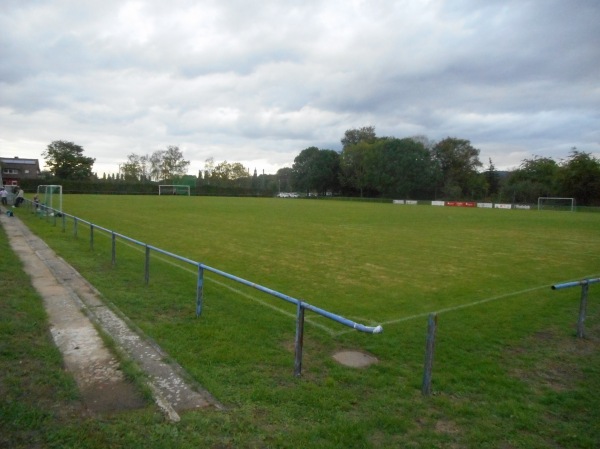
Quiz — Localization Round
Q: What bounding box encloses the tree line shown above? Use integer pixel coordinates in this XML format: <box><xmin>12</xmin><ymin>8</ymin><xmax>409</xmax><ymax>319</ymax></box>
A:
<box><xmin>36</xmin><ymin>132</ymin><xmax>600</xmax><ymax>206</ymax></box>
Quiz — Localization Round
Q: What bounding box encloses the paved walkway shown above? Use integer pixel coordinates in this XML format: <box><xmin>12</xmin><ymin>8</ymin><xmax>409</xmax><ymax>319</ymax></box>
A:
<box><xmin>0</xmin><ymin>210</ymin><xmax>222</xmax><ymax>420</ymax></box>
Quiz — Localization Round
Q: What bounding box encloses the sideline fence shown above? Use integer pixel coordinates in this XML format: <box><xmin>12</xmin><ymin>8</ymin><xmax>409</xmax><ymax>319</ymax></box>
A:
<box><xmin>552</xmin><ymin>278</ymin><xmax>600</xmax><ymax>338</ymax></box>
<box><xmin>23</xmin><ymin>199</ymin><xmax>382</xmax><ymax>377</ymax></box>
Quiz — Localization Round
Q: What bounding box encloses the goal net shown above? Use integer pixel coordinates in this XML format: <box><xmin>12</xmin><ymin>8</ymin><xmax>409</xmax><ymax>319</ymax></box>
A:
<box><xmin>537</xmin><ymin>197</ymin><xmax>575</xmax><ymax>212</ymax></box>
<box><xmin>159</xmin><ymin>185</ymin><xmax>191</xmax><ymax>196</ymax></box>
<box><xmin>36</xmin><ymin>185</ymin><xmax>63</xmax><ymax>214</ymax></box>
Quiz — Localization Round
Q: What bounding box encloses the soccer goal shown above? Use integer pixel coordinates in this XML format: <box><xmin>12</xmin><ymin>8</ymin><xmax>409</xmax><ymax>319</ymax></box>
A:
<box><xmin>159</xmin><ymin>184</ymin><xmax>191</xmax><ymax>196</ymax></box>
<box><xmin>37</xmin><ymin>185</ymin><xmax>63</xmax><ymax>214</ymax></box>
<box><xmin>537</xmin><ymin>197</ymin><xmax>575</xmax><ymax>212</ymax></box>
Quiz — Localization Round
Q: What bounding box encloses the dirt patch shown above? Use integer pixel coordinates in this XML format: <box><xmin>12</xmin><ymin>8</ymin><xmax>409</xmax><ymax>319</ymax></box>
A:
<box><xmin>332</xmin><ymin>350</ymin><xmax>378</xmax><ymax>368</ymax></box>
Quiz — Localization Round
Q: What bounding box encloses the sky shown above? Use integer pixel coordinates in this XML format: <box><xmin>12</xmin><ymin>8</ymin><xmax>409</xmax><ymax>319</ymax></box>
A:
<box><xmin>1</xmin><ymin>0</ymin><xmax>599</xmax><ymax>177</ymax></box>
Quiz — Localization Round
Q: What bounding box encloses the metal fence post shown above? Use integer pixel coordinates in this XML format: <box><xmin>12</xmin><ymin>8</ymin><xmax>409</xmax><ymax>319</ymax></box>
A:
<box><xmin>111</xmin><ymin>232</ymin><xmax>116</xmax><ymax>265</ymax></box>
<box><xmin>74</xmin><ymin>217</ymin><xmax>78</xmax><ymax>237</ymax></box>
<box><xmin>294</xmin><ymin>302</ymin><xmax>305</xmax><ymax>377</ymax></box>
<box><xmin>62</xmin><ymin>213</ymin><xmax>66</xmax><ymax>232</ymax></box>
<box><xmin>145</xmin><ymin>245</ymin><xmax>150</xmax><ymax>284</ymax></box>
<box><xmin>90</xmin><ymin>224</ymin><xmax>94</xmax><ymax>250</ymax></box>
<box><xmin>196</xmin><ymin>265</ymin><xmax>204</xmax><ymax>317</ymax></box>
<box><xmin>422</xmin><ymin>313</ymin><xmax>438</xmax><ymax>396</ymax></box>
<box><xmin>577</xmin><ymin>283</ymin><xmax>589</xmax><ymax>338</ymax></box>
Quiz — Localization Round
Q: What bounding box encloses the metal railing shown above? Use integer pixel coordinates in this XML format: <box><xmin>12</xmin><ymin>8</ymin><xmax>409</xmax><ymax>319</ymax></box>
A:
<box><xmin>24</xmin><ymin>199</ymin><xmax>382</xmax><ymax>376</ymax></box>
<box><xmin>552</xmin><ymin>278</ymin><xmax>600</xmax><ymax>338</ymax></box>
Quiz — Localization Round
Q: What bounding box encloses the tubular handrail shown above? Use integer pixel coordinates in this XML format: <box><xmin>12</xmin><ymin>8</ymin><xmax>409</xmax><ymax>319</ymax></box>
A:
<box><xmin>551</xmin><ymin>278</ymin><xmax>600</xmax><ymax>290</ymax></box>
<box><xmin>23</xmin><ymin>198</ymin><xmax>382</xmax><ymax>374</ymax></box>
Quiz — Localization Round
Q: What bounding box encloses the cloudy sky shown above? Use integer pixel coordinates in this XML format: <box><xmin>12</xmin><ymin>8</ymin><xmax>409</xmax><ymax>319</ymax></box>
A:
<box><xmin>2</xmin><ymin>0</ymin><xmax>599</xmax><ymax>177</ymax></box>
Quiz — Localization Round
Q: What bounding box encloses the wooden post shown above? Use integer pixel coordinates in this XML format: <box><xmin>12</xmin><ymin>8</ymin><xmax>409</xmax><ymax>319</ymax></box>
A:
<box><xmin>422</xmin><ymin>313</ymin><xmax>438</xmax><ymax>396</ymax></box>
<box><xmin>577</xmin><ymin>283</ymin><xmax>589</xmax><ymax>338</ymax></box>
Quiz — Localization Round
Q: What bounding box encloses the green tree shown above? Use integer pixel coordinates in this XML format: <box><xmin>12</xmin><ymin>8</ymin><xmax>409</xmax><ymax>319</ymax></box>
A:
<box><xmin>431</xmin><ymin>137</ymin><xmax>483</xmax><ymax>199</ymax></box>
<box><xmin>162</xmin><ymin>146</ymin><xmax>190</xmax><ymax>180</ymax></box>
<box><xmin>313</xmin><ymin>149</ymin><xmax>341</xmax><ymax>195</ymax></box>
<box><xmin>42</xmin><ymin>140</ymin><xmax>95</xmax><ymax>180</ymax></box>
<box><xmin>484</xmin><ymin>158</ymin><xmax>500</xmax><ymax>199</ymax></box>
<box><xmin>370</xmin><ymin>138</ymin><xmax>435</xmax><ymax>198</ymax></box>
<box><xmin>341</xmin><ymin>126</ymin><xmax>377</xmax><ymax>150</ymax></box>
<box><xmin>147</xmin><ymin>146</ymin><xmax>190</xmax><ymax>182</ymax></box>
<box><xmin>503</xmin><ymin>156</ymin><xmax>559</xmax><ymax>203</ymax></box>
<box><xmin>211</xmin><ymin>161</ymin><xmax>249</xmax><ymax>187</ymax></box>
<box><xmin>276</xmin><ymin>167</ymin><xmax>293</xmax><ymax>193</ymax></box>
<box><xmin>291</xmin><ymin>147</ymin><xmax>340</xmax><ymax>195</ymax></box>
<box><xmin>559</xmin><ymin>149</ymin><xmax>600</xmax><ymax>206</ymax></box>
<box><xmin>120</xmin><ymin>153</ymin><xmax>150</xmax><ymax>182</ymax></box>
<box><xmin>291</xmin><ymin>146</ymin><xmax>320</xmax><ymax>194</ymax></box>
<box><xmin>339</xmin><ymin>141</ymin><xmax>376</xmax><ymax>197</ymax></box>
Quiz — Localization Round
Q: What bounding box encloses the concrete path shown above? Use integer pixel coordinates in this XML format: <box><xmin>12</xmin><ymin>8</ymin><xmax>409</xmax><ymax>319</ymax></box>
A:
<box><xmin>0</xmin><ymin>211</ymin><xmax>222</xmax><ymax>420</ymax></box>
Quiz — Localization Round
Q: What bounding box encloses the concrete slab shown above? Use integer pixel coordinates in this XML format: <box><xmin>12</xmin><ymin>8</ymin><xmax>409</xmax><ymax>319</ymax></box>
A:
<box><xmin>0</xmin><ymin>211</ymin><xmax>223</xmax><ymax>420</ymax></box>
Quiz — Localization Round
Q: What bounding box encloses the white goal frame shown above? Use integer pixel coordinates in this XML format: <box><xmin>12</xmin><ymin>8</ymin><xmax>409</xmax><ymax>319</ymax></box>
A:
<box><xmin>36</xmin><ymin>184</ymin><xmax>63</xmax><ymax>213</ymax></box>
<box><xmin>537</xmin><ymin>197</ymin><xmax>575</xmax><ymax>212</ymax></box>
<box><xmin>159</xmin><ymin>184</ymin><xmax>191</xmax><ymax>196</ymax></box>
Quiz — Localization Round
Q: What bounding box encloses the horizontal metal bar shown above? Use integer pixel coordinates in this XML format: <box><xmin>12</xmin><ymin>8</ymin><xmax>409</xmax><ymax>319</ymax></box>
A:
<box><xmin>24</xmin><ymin>199</ymin><xmax>383</xmax><ymax>334</ymax></box>
<box><xmin>301</xmin><ymin>302</ymin><xmax>383</xmax><ymax>334</ymax></box>
<box><xmin>552</xmin><ymin>278</ymin><xmax>600</xmax><ymax>290</ymax></box>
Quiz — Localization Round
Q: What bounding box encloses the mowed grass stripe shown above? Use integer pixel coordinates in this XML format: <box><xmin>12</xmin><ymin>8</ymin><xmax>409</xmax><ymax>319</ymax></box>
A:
<box><xmin>57</xmin><ymin>196</ymin><xmax>600</xmax><ymax>318</ymax></box>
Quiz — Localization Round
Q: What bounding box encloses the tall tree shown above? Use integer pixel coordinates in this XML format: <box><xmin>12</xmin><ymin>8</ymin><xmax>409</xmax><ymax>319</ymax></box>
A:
<box><xmin>162</xmin><ymin>146</ymin><xmax>190</xmax><ymax>180</ymax></box>
<box><xmin>145</xmin><ymin>146</ymin><xmax>190</xmax><ymax>182</ymax></box>
<box><xmin>339</xmin><ymin>141</ymin><xmax>376</xmax><ymax>197</ymax></box>
<box><xmin>431</xmin><ymin>137</ymin><xmax>483</xmax><ymax>198</ymax></box>
<box><xmin>291</xmin><ymin>146</ymin><xmax>320</xmax><ymax>194</ymax></box>
<box><xmin>503</xmin><ymin>156</ymin><xmax>559</xmax><ymax>203</ymax></box>
<box><xmin>341</xmin><ymin>126</ymin><xmax>377</xmax><ymax>150</ymax></box>
<box><xmin>484</xmin><ymin>158</ymin><xmax>501</xmax><ymax>198</ymax></box>
<box><xmin>120</xmin><ymin>153</ymin><xmax>147</xmax><ymax>181</ymax></box>
<box><xmin>559</xmin><ymin>149</ymin><xmax>600</xmax><ymax>206</ymax></box>
<box><xmin>291</xmin><ymin>147</ymin><xmax>340</xmax><ymax>195</ymax></box>
<box><xmin>211</xmin><ymin>161</ymin><xmax>249</xmax><ymax>186</ymax></box>
<box><xmin>370</xmin><ymin>138</ymin><xmax>435</xmax><ymax>198</ymax></box>
<box><xmin>42</xmin><ymin>140</ymin><xmax>95</xmax><ymax>180</ymax></box>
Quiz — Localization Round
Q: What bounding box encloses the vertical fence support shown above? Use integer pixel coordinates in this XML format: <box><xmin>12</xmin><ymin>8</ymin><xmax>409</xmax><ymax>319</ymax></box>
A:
<box><xmin>74</xmin><ymin>217</ymin><xmax>78</xmax><ymax>237</ymax></box>
<box><xmin>111</xmin><ymin>232</ymin><xmax>116</xmax><ymax>266</ymax></box>
<box><xmin>144</xmin><ymin>245</ymin><xmax>150</xmax><ymax>284</ymax></box>
<box><xmin>62</xmin><ymin>213</ymin><xmax>66</xmax><ymax>232</ymax></box>
<box><xmin>294</xmin><ymin>302</ymin><xmax>305</xmax><ymax>377</ymax></box>
<box><xmin>196</xmin><ymin>265</ymin><xmax>204</xmax><ymax>317</ymax></box>
<box><xmin>577</xmin><ymin>283</ymin><xmax>589</xmax><ymax>339</ymax></box>
<box><xmin>552</xmin><ymin>278</ymin><xmax>599</xmax><ymax>339</ymax></box>
<box><xmin>422</xmin><ymin>313</ymin><xmax>438</xmax><ymax>396</ymax></box>
<box><xmin>90</xmin><ymin>224</ymin><xmax>94</xmax><ymax>250</ymax></box>
<box><xmin>52</xmin><ymin>212</ymin><xmax>57</xmax><ymax>227</ymax></box>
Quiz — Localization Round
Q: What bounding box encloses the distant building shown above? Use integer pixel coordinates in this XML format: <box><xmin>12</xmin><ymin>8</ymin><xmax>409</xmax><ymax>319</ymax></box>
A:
<box><xmin>0</xmin><ymin>156</ymin><xmax>41</xmax><ymax>185</ymax></box>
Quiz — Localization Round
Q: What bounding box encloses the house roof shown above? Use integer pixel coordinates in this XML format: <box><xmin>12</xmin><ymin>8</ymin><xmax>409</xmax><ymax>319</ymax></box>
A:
<box><xmin>0</xmin><ymin>157</ymin><xmax>40</xmax><ymax>165</ymax></box>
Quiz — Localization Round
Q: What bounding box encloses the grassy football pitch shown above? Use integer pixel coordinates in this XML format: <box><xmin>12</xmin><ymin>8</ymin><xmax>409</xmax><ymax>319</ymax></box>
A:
<box><xmin>10</xmin><ymin>195</ymin><xmax>600</xmax><ymax>448</ymax></box>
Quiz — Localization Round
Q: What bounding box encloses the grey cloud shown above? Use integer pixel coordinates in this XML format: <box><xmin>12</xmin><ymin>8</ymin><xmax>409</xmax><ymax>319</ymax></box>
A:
<box><xmin>1</xmin><ymin>0</ymin><xmax>599</xmax><ymax>174</ymax></box>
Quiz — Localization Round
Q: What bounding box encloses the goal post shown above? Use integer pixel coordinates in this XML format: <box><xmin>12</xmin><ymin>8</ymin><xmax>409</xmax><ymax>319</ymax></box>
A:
<box><xmin>36</xmin><ymin>185</ymin><xmax>63</xmax><ymax>214</ymax></box>
<box><xmin>159</xmin><ymin>185</ymin><xmax>191</xmax><ymax>196</ymax></box>
<box><xmin>537</xmin><ymin>197</ymin><xmax>575</xmax><ymax>212</ymax></box>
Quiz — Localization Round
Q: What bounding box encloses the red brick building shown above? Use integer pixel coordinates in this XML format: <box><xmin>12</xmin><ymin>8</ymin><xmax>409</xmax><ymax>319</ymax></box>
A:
<box><xmin>0</xmin><ymin>157</ymin><xmax>41</xmax><ymax>186</ymax></box>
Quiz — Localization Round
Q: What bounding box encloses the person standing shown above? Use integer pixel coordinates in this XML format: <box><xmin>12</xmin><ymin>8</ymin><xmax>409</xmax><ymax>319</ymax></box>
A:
<box><xmin>0</xmin><ymin>187</ymin><xmax>7</xmax><ymax>206</ymax></box>
<box><xmin>14</xmin><ymin>188</ymin><xmax>24</xmax><ymax>207</ymax></box>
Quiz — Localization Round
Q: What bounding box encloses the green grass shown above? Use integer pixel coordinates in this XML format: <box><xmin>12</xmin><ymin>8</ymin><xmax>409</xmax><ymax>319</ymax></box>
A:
<box><xmin>3</xmin><ymin>196</ymin><xmax>600</xmax><ymax>448</ymax></box>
